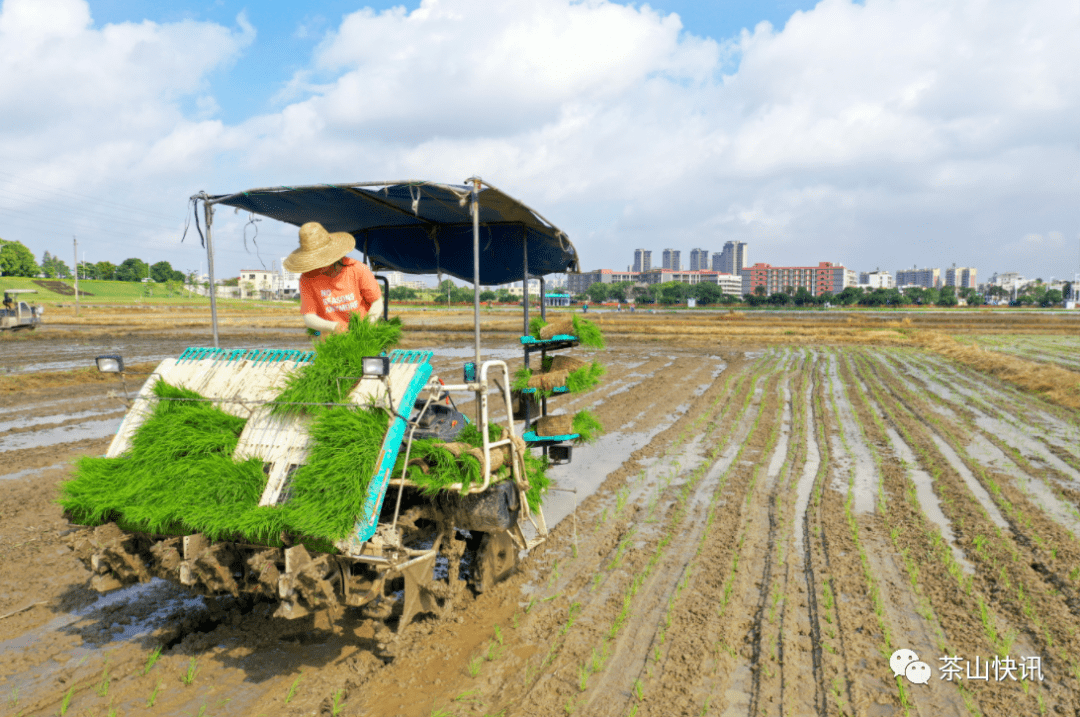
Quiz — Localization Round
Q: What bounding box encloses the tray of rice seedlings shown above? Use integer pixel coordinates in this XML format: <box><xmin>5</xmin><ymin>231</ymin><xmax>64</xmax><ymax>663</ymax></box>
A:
<box><xmin>61</xmin><ymin>316</ymin><xmax>551</xmax><ymax>625</ymax></box>
<box><xmin>512</xmin><ymin>356</ymin><xmax>606</xmax><ymax>397</ymax></box>
<box><xmin>521</xmin><ymin>315</ymin><xmax>605</xmax><ymax>350</ymax></box>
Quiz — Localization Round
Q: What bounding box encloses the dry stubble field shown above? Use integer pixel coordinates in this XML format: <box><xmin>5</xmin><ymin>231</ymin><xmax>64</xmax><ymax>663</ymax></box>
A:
<box><xmin>1</xmin><ymin>308</ymin><xmax>1079</xmax><ymax>717</ymax></box>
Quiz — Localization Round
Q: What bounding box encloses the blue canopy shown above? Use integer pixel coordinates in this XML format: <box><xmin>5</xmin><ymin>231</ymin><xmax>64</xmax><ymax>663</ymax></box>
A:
<box><xmin>207</xmin><ymin>181</ymin><xmax>578</xmax><ymax>285</ymax></box>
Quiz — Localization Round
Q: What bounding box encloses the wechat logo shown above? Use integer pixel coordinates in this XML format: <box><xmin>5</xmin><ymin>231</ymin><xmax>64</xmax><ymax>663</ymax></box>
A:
<box><xmin>891</xmin><ymin>649</ymin><xmax>931</xmax><ymax>685</ymax></box>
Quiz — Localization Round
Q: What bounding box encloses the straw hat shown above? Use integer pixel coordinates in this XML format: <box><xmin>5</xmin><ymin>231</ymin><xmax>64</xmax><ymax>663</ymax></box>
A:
<box><xmin>282</xmin><ymin>222</ymin><xmax>355</xmax><ymax>273</ymax></box>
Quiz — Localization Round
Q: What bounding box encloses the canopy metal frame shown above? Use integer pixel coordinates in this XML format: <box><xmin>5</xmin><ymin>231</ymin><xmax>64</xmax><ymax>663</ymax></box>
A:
<box><xmin>192</xmin><ymin>178</ymin><xmax>575</xmax><ymax>371</ymax></box>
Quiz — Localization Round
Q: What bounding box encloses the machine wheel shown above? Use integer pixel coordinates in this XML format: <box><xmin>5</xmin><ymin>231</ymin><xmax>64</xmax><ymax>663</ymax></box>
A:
<box><xmin>473</xmin><ymin>530</ymin><xmax>518</xmax><ymax>593</ymax></box>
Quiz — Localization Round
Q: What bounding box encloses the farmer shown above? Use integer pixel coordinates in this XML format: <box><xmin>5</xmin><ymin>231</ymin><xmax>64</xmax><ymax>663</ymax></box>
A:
<box><xmin>283</xmin><ymin>222</ymin><xmax>384</xmax><ymax>335</ymax></box>
<box><xmin>2</xmin><ymin>292</ymin><xmax>12</xmax><ymax>312</ymax></box>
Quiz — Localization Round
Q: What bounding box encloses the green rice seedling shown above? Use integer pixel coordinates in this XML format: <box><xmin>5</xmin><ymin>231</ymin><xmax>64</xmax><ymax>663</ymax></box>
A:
<box><xmin>143</xmin><ymin>645</ymin><xmax>163</xmax><ymax>675</ymax></box>
<box><xmin>467</xmin><ymin>653</ymin><xmax>483</xmax><ymax>677</ymax></box>
<box><xmin>493</xmin><ymin>625</ymin><xmax>503</xmax><ymax>645</ymax></box>
<box><xmin>195</xmin><ymin>704</ymin><xmax>207</xmax><ymax>717</ymax></box>
<box><xmin>632</xmin><ymin>678</ymin><xmax>644</xmax><ymax>700</ymax></box>
<box><xmin>147</xmin><ymin>681</ymin><xmax>161</xmax><ymax>708</ymax></box>
<box><xmin>7</xmin><ymin>687</ymin><xmax>17</xmax><ymax>707</ymax></box>
<box><xmin>570</xmin><ymin>316</ymin><xmax>604</xmax><ymax>349</ymax></box>
<box><xmin>273</xmin><ymin>315</ymin><xmax>403</xmax><ymax>415</ymax></box>
<box><xmin>331</xmin><ymin>690</ymin><xmax>346</xmax><ymax>716</ymax></box>
<box><xmin>564</xmin><ymin>362</ymin><xmax>606</xmax><ymax>393</ymax></box>
<box><xmin>59</xmin><ymin>686</ymin><xmax>74</xmax><ymax>716</ymax></box>
<box><xmin>430</xmin><ymin>707</ymin><xmax>455</xmax><ymax>717</ymax></box>
<box><xmin>511</xmin><ymin>366</ymin><xmax>534</xmax><ymax>393</ymax></box>
<box><xmin>578</xmin><ymin>663</ymin><xmax>589</xmax><ymax>691</ymax></box>
<box><xmin>485</xmin><ymin>641</ymin><xmax>501</xmax><ymax>661</ymax></box>
<box><xmin>528</xmin><ymin>315</ymin><xmax>604</xmax><ymax>349</ymax></box>
<box><xmin>626</xmin><ymin>706</ymin><xmax>639</xmax><ymax>717</ymax></box>
<box><xmin>528</xmin><ymin>316</ymin><xmax>547</xmax><ymax>337</ymax></box>
<box><xmin>455</xmin><ymin>689</ymin><xmax>480</xmax><ymax>703</ymax></box>
<box><xmin>547</xmin><ymin>559</ymin><xmax>561</xmax><ymax>588</ymax></box>
<box><xmin>183</xmin><ymin>656</ymin><xmax>199</xmax><ymax>686</ymax></box>
<box><xmin>96</xmin><ymin>663</ymin><xmax>110</xmax><ymax>697</ymax></box>
<box><xmin>60</xmin><ymin>380</ymin><xmax>257</xmax><ymax>535</ymax></box>
<box><xmin>285</xmin><ymin>672</ymin><xmax>303</xmax><ymax>703</ymax></box>
<box><xmin>571</xmin><ymin>410</ymin><xmax>604</xmax><ymax>444</ymax></box>
<box><xmin>281</xmin><ymin>406</ymin><xmax>391</xmax><ymax>539</ymax></box>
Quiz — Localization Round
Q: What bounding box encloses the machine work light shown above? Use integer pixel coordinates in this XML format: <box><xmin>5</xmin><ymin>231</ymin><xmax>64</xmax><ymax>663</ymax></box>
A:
<box><xmin>95</xmin><ymin>354</ymin><xmax>124</xmax><ymax>373</ymax></box>
<box><xmin>362</xmin><ymin>356</ymin><xmax>390</xmax><ymax>377</ymax></box>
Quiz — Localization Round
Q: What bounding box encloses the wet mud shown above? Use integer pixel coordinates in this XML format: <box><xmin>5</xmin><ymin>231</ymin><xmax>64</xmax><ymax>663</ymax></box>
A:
<box><xmin>1</xmin><ymin>328</ymin><xmax>1079</xmax><ymax>717</ymax></box>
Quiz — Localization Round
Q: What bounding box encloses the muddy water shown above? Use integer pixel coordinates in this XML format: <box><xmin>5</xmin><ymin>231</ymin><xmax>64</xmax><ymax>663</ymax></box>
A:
<box><xmin>825</xmin><ymin>352</ymin><xmax>878</xmax><ymax>513</ymax></box>
<box><xmin>0</xmin><ymin>334</ymin><xmax>313</xmax><ymax>375</ymax></box>
<box><xmin>886</xmin><ymin>426</ymin><xmax>974</xmax><ymax>573</ymax></box>
<box><xmin>966</xmin><ymin>433</ymin><xmax>1080</xmax><ymax>539</ymax></box>
<box><xmin>6</xmin><ymin>337</ymin><xmax>1080</xmax><ymax>717</ymax></box>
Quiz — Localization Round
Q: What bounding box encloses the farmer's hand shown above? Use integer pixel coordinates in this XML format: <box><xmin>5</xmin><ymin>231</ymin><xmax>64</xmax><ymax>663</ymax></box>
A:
<box><xmin>367</xmin><ymin>298</ymin><xmax>385</xmax><ymax>324</ymax></box>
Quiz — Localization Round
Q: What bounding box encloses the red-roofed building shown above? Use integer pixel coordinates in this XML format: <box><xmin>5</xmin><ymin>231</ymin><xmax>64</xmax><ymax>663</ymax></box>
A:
<box><xmin>741</xmin><ymin>261</ymin><xmax>857</xmax><ymax>297</ymax></box>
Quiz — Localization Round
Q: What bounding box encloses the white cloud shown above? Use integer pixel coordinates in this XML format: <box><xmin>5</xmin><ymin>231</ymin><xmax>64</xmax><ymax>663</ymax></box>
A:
<box><xmin>0</xmin><ymin>0</ymin><xmax>252</xmax><ymax>181</ymax></box>
<box><xmin>1</xmin><ymin>0</ymin><xmax>1077</xmax><ymax>281</ymax></box>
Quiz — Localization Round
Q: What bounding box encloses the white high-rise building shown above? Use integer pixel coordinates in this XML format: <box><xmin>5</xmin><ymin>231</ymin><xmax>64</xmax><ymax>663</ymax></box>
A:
<box><xmin>859</xmin><ymin>270</ymin><xmax>895</xmax><ymax>289</ymax></box>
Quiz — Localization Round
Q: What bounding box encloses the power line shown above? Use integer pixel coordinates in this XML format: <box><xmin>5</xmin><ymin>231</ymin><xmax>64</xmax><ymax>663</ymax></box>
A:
<box><xmin>0</xmin><ymin>169</ymin><xmax>182</xmax><ymax>223</ymax></box>
<box><xmin>0</xmin><ymin>185</ymin><xmax>181</xmax><ymax>231</ymax></box>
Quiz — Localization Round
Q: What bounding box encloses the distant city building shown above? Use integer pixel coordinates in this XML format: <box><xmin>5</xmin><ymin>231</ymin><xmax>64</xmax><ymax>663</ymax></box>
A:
<box><xmin>632</xmin><ymin>249</ymin><xmax>652</xmax><ymax>273</ymax></box>
<box><xmin>383</xmin><ymin>270</ymin><xmax>426</xmax><ymax>291</ymax></box>
<box><xmin>859</xmin><ymin>270</ymin><xmax>895</xmax><ymax>289</ymax></box>
<box><xmin>495</xmin><ymin>279</ymin><xmax>541</xmax><ymax>297</ymax></box>
<box><xmin>716</xmin><ymin>241</ymin><xmax>748</xmax><ymax>275</ymax></box>
<box><xmin>986</xmin><ymin>271</ymin><xmax>1023</xmax><ymax>287</ymax></box>
<box><xmin>689</xmin><ymin>248</ymin><xmax>708</xmax><ymax>271</ymax></box>
<box><xmin>639</xmin><ymin>269</ymin><xmax>742</xmax><ymax>296</ymax></box>
<box><xmin>711</xmin><ymin>252</ymin><xmax>723</xmax><ymax>271</ymax></box>
<box><xmin>567</xmin><ymin>269</ymin><xmax>638</xmax><ymax>295</ymax></box>
<box><xmin>662</xmin><ymin>248</ymin><xmax>681</xmax><ymax>271</ymax></box>
<box><xmin>741</xmin><ymin>261</ymin><xmax>857</xmax><ymax>297</ymax></box>
<box><xmin>944</xmin><ymin>265</ymin><xmax>977</xmax><ymax>289</ymax></box>
<box><xmin>895</xmin><ymin>266</ymin><xmax>941</xmax><ymax>289</ymax></box>
<box><xmin>241</xmin><ymin>262</ymin><xmax>303</xmax><ymax>298</ymax></box>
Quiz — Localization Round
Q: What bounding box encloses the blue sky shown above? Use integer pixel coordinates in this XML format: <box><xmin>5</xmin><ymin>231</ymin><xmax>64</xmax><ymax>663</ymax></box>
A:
<box><xmin>88</xmin><ymin>0</ymin><xmax>820</xmax><ymax>125</ymax></box>
<box><xmin>0</xmin><ymin>0</ymin><xmax>1076</xmax><ymax>285</ymax></box>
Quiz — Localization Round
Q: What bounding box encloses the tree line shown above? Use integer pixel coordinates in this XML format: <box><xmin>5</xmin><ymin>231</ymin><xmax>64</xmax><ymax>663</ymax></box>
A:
<box><xmin>0</xmin><ymin>238</ymin><xmax>188</xmax><ymax>282</ymax></box>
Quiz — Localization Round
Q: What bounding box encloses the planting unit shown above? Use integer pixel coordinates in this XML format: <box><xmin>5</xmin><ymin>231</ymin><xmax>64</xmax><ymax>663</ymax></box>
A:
<box><xmin>64</xmin><ymin>179</ymin><xmax>581</xmax><ymax>629</ymax></box>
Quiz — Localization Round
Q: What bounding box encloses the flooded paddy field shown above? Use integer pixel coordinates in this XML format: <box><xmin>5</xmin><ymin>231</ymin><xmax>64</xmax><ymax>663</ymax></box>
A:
<box><xmin>1</xmin><ymin>313</ymin><xmax>1079</xmax><ymax>717</ymax></box>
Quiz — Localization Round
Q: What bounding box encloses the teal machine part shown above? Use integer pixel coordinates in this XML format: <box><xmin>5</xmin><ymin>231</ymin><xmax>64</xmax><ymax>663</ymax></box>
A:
<box><xmin>353</xmin><ymin>349</ymin><xmax>434</xmax><ymax>542</ymax></box>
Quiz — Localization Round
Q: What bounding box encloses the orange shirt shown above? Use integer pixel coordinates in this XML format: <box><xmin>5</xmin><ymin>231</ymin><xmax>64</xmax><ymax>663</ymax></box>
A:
<box><xmin>299</xmin><ymin>257</ymin><xmax>382</xmax><ymax>326</ymax></box>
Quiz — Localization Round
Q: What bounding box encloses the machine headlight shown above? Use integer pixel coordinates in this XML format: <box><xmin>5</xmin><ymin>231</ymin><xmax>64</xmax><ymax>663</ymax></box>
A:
<box><xmin>362</xmin><ymin>356</ymin><xmax>390</xmax><ymax>377</ymax></box>
<box><xmin>95</xmin><ymin>354</ymin><xmax>124</xmax><ymax>373</ymax></box>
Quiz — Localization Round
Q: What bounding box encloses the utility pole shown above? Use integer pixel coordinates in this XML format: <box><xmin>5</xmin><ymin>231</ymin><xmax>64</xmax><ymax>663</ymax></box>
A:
<box><xmin>73</xmin><ymin>236</ymin><xmax>79</xmax><ymax>318</ymax></box>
